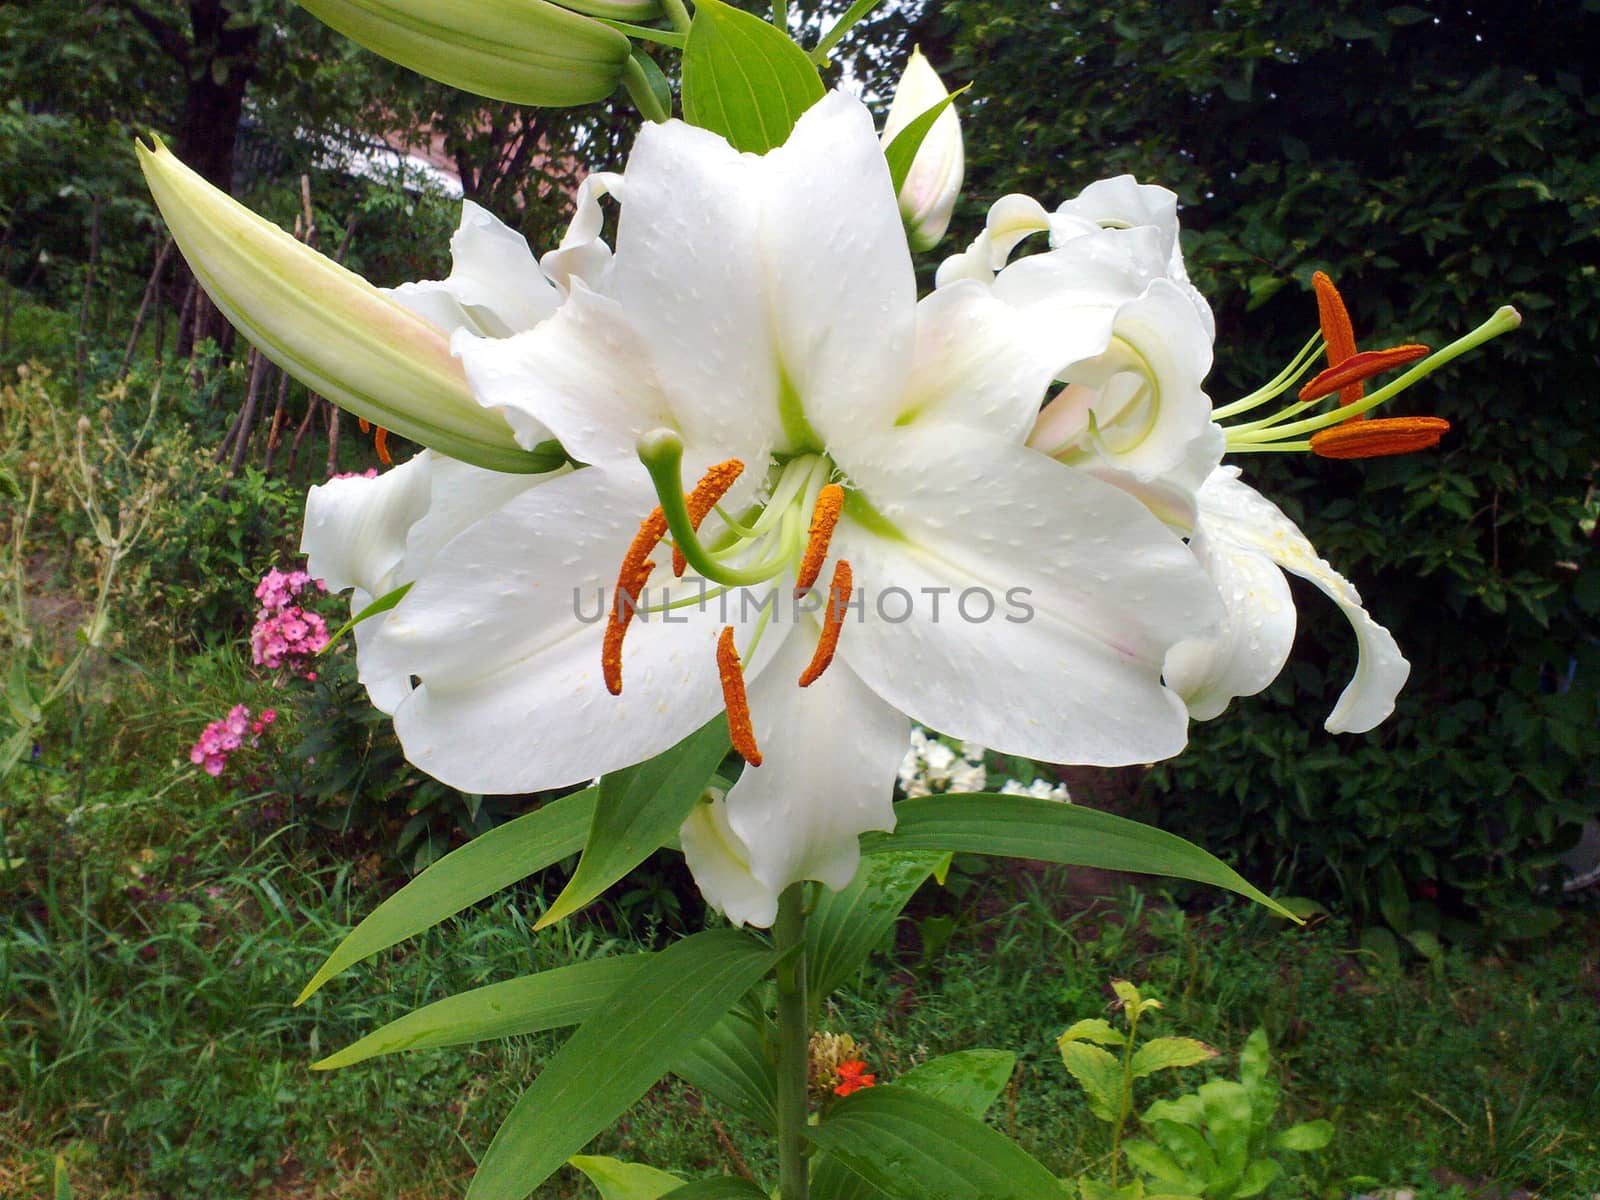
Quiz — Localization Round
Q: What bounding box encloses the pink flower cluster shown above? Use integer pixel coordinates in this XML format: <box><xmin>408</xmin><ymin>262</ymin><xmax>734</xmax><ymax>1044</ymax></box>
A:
<box><xmin>190</xmin><ymin>706</ymin><xmax>275</xmax><ymax>777</ymax></box>
<box><xmin>251</xmin><ymin>567</ymin><xmax>329</xmax><ymax>672</ymax></box>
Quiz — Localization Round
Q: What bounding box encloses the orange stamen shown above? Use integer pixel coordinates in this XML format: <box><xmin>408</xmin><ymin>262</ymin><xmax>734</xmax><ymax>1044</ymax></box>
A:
<box><xmin>1298</xmin><ymin>344</ymin><xmax>1431</xmax><ymax>402</ymax></box>
<box><xmin>373</xmin><ymin>426</ymin><xmax>392</xmax><ymax>466</ymax></box>
<box><xmin>798</xmin><ymin>560</ymin><xmax>852</xmax><ymax>688</ymax></box>
<box><xmin>358</xmin><ymin>416</ymin><xmax>372</xmax><ymax>434</ymax></box>
<box><xmin>795</xmin><ymin>484</ymin><xmax>845</xmax><ymax>595</ymax></box>
<box><xmin>717</xmin><ymin>626</ymin><xmax>762</xmax><ymax>766</ymax></box>
<box><xmin>1312</xmin><ymin>270</ymin><xmax>1365</xmax><ymax>411</ymax></box>
<box><xmin>602</xmin><ymin>507</ymin><xmax>669</xmax><ymax>695</ymax></box>
<box><xmin>673</xmin><ymin>459</ymin><xmax>745</xmax><ymax>577</ymax></box>
<box><xmin>1309</xmin><ymin>416</ymin><xmax>1450</xmax><ymax>459</ymax></box>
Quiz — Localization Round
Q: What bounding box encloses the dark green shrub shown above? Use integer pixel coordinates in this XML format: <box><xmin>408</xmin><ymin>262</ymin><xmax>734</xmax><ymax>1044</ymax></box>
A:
<box><xmin>944</xmin><ymin>0</ymin><xmax>1600</xmax><ymax>924</ymax></box>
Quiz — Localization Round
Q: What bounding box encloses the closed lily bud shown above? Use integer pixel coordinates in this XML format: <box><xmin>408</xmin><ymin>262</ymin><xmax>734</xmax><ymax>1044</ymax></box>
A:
<box><xmin>881</xmin><ymin>47</ymin><xmax>964</xmax><ymax>252</ymax></box>
<box><xmin>137</xmin><ymin>137</ymin><xmax>548</xmax><ymax>473</ymax></box>
<box><xmin>296</xmin><ymin>0</ymin><xmax>632</xmax><ymax>107</ymax></box>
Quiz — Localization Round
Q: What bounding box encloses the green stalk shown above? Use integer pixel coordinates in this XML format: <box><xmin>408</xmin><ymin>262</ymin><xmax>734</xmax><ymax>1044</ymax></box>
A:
<box><xmin>774</xmin><ymin>883</ymin><xmax>810</xmax><ymax>1200</ymax></box>
<box><xmin>661</xmin><ymin>0</ymin><xmax>692</xmax><ymax>33</ymax></box>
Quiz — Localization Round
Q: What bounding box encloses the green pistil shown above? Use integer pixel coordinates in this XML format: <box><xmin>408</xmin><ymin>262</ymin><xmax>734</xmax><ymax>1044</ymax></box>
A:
<box><xmin>1223</xmin><ymin>305</ymin><xmax>1522</xmax><ymax>453</ymax></box>
<box><xmin>637</xmin><ymin>430</ymin><xmax>833</xmax><ymax>589</ymax></box>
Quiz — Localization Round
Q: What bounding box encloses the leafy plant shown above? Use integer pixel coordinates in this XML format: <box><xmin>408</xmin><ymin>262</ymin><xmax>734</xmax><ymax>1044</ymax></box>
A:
<box><xmin>1125</xmin><ymin>1029</ymin><xmax>1332</xmax><ymax>1199</ymax></box>
<box><xmin>1057</xmin><ymin>983</ymin><xmax>1334</xmax><ymax>1199</ymax></box>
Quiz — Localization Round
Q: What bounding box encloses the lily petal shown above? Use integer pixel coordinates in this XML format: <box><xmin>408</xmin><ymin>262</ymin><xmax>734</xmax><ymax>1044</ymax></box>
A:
<box><xmin>540</xmin><ymin>170</ymin><xmax>624</xmax><ymax>294</ymax></box>
<box><xmin>455</xmin><ymin>284</ymin><xmax>679</xmax><ymax>466</ymax></box>
<box><xmin>387</xmin><ymin>200</ymin><xmax>559</xmax><ymax>338</ymax></box>
<box><xmin>893</xmin><ymin>280</ymin><xmax>1055</xmax><ymax>443</ymax></box>
<box><xmin>303</xmin><ymin>452</ymin><xmax>557</xmax><ymax>713</ymax></box>
<box><xmin>830</xmin><ymin>427</ymin><xmax>1221</xmax><ymax>765</ymax></box>
<box><xmin>757</xmin><ymin>90</ymin><xmax>916</xmax><ymax>448</ymax></box>
<box><xmin>603</xmin><ymin>118</ymin><xmax>785</xmax><ymax>454</ymax></box>
<box><xmin>689</xmin><ymin>619</ymin><xmax>906</xmax><ymax>927</ymax></box>
<box><xmin>679</xmin><ymin>791</ymin><xmax>781</xmax><ymax>928</ymax></box>
<box><xmin>302</xmin><ymin>454</ymin><xmax>434</xmax><ymax>600</ymax></box>
<box><xmin>365</xmin><ymin>467</ymin><xmax>782</xmax><ymax>791</ymax></box>
<box><xmin>1183</xmin><ymin>468</ymin><xmax>1409</xmax><ymax>733</ymax></box>
<box><xmin>1162</xmin><ymin>519</ymin><xmax>1296</xmax><ymax>720</ymax></box>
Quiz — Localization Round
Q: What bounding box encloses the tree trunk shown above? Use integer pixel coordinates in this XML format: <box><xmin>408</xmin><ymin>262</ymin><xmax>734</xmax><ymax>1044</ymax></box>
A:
<box><xmin>170</xmin><ymin>0</ymin><xmax>261</xmax><ymax>360</ymax></box>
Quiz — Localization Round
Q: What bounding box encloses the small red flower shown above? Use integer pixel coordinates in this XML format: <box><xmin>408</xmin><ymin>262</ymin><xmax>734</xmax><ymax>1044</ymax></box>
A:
<box><xmin>833</xmin><ymin>1060</ymin><xmax>876</xmax><ymax>1097</ymax></box>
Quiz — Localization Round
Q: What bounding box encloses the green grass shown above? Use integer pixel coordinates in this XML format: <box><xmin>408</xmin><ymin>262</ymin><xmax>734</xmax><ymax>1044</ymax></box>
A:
<box><xmin>5</xmin><ymin>797</ymin><xmax>1597</xmax><ymax>1199</ymax></box>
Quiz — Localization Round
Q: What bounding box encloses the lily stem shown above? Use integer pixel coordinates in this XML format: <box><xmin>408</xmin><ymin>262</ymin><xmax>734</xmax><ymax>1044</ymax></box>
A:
<box><xmin>662</xmin><ymin>0</ymin><xmax>692</xmax><ymax>34</ymax></box>
<box><xmin>774</xmin><ymin>883</ymin><xmax>810</xmax><ymax>1200</ymax></box>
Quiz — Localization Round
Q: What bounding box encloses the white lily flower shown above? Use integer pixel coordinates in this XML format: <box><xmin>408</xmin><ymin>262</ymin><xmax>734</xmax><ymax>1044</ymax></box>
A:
<box><xmin>1164</xmin><ymin>467</ymin><xmax>1408</xmax><ymax>733</ymax></box>
<box><xmin>972</xmin><ymin>185</ymin><xmax>1435</xmax><ymax>733</ymax></box>
<box><xmin>343</xmin><ymin>92</ymin><xmax>1219</xmax><ymax>927</ymax></box>
<box><xmin>881</xmin><ymin>47</ymin><xmax>964</xmax><ymax>252</ymax></box>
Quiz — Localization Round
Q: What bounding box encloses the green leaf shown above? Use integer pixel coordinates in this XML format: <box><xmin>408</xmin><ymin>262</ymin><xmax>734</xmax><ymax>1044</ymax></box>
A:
<box><xmin>295</xmin><ymin>787</ymin><xmax>596</xmax><ymax>1004</ymax></box>
<box><xmin>681</xmin><ymin>0</ymin><xmax>825</xmax><ymax>153</ymax></box>
<box><xmin>537</xmin><ymin>718</ymin><xmax>730</xmax><ymax>928</ymax></box>
<box><xmin>861</xmin><ymin>795</ymin><xmax>1298</xmax><ymax>920</ymax></box>
<box><xmin>1058</xmin><ymin>1040</ymin><xmax>1123</xmax><ymax>1121</ymax></box>
<box><xmin>810</xmin><ymin>1050</ymin><xmax>1015</xmax><ymax>1200</ymax></box>
<box><xmin>805</xmin><ymin>1086</ymin><xmax>1062</xmax><ymax>1200</ymax></box>
<box><xmin>1078</xmin><ymin>1181</ymin><xmax>1147</xmax><ymax>1200</ymax></box>
<box><xmin>1237</xmin><ymin>1029</ymin><xmax>1270</xmax><ymax>1092</ymax></box>
<box><xmin>1233</xmin><ymin>1159</ymin><xmax>1281</xmax><ymax>1198</ymax></box>
<box><xmin>468</xmin><ymin>930</ymin><xmax>778</xmax><ymax>1200</ymax></box>
<box><xmin>807</xmin><ymin>850</ymin><xmax>948</xmax><ymax>999</ymax></box>
<box><xmin>1128</xmin><ymin>1037</ymin><xmax>1217</xmax><ymax>1080</ymax></box>
<box><xmin>882</xmin><ymin>87</ymin><xmax>968</xmax><ymax>193</ymax></box>
<box><xmin>1196</xmin><ymin>1080</ymin><xmax>1254</xmax><ymax>1153</ymax></box>
<box><xmin>1143</xmin><ymin>1118</ymin><xmax>1216</xmax><ymax>1180</ymax></box>
<box><xmin>54</xmin><ymin>1155</ymin><xmax>72</xmax><ymax>1200</ymax></box>
<box><xmin>662</xmin><ymin>1182</ymin><xmax>771</xmax><ymax>1199</ymax></box>
<box><xmin>1121</xmin><ymin>1138</ymin><xmax>1193</xmax><ymax>1189</ymax></box>
<box><xmin>671</xmin><ymin>1004</ymin><xmax>778</xmax><ymax>1131</ymax></box>
<box><xmin>898</xmin><ymin>1050</ymin><xmax>1016</xmax><ymax>1115</ymax></box>
<box><xmin>312</xmin><ymin>955</ymin><xmax>645</xmax><ymax>1069</ymax></box>
<box><xmin>1271</xmin><ymin>1119</ymin><xmax>1334</xmax><ymax>1152</ymax></box>
<box><xmin>1059</xmin><ymin>1018</ymin><xmax>1126</xmax><ymax>1047</ymax></box>
<box><xmin>568</xmin><ymin>1155</ymin><xmax>686</xmax><ymax>1200</ymax></box>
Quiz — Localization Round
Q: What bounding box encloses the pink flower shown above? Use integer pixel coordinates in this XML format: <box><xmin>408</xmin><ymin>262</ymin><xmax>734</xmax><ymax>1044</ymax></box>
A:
<box><xmin>190</xmin><ymin>705</ymin><xmax>255</xmax><ymax>778</ymax></box>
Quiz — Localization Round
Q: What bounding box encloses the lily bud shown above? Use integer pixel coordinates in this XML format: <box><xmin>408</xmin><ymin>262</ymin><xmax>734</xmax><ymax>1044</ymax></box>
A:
<box><xmin>296</xmin><ymin>0</ymin><xmax>632</xmax><ymax>107</ymax></box>
<box><xmin>881</xmin><ymin>47</ymin><xmax>964</xmax><ymax>252</ymax></box>
<box><xmin>548</xmin><ymin>0</ymin><xmax>663</xmax><ymax>17</ymax></box>
<box><xmin>137</xmin><ymin>137</ymin><xmax>550</xmax><ymax>474</ymax></box>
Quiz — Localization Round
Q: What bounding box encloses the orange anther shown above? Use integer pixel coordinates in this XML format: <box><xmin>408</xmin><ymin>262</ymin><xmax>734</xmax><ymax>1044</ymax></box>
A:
<box><xmin>673</xmin><ymin>459</ymin><xmax>745</xmax><ymax>577</ymax></box>
<box><xmin>358</xmin><ymin>416</ymin><xmax>372</xmax><ymax>434</ymax></box>
<box><xmin>795</xmin><ymin>484</ymin><xmax>845</xmax><ymax>595</ymax></box>
<box><xmin>602</xmin><ymin>507</ymin><xmax>669</xmax><ymax>695</ymax></box>
<box><xmin>1309</xmin><ymin>416</ymin><xmax>1450</xmax><ymax>459</ymax></box>
<box><xmin>798</xmin><ymin>559</ymin><xmax>853</xmax><ymax>688</ymax></box>
<box><xmin>1299</xmin><ymin>345</ymin><xmax>1431</xmax><ymax>402</ymax></box>
<box><xmin>1312</xmin><ymin>271</ymin><xmax>1363</xmax><ymax>411</ymax></box>
<box><xmin>717</xmin><ymin>626</ymin><xmax>762</xmax><ymax>766</ymax></box>
<box><xmin>373</xmin><ymin>426</ymin><xmax>392</xmax><ymax>466</ymax></box>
